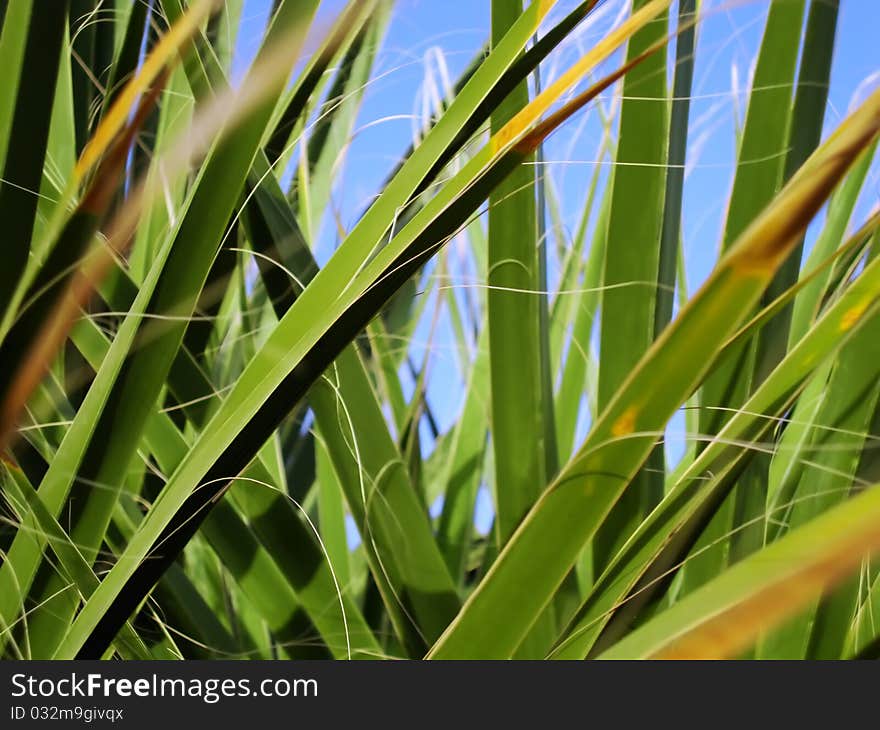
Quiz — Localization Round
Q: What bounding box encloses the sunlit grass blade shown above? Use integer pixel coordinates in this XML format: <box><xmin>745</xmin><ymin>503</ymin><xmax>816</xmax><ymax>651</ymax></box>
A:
<box><xmin>428</xmin><ymin>85</ymin><xmax>880</xmax><ymax>659</ymax></box>
<box><xmin>487</xmin><ymin>0</ymin><xmax>554</xmax><ymax>657</ymax></box>
<box><xmin>0</xmin><ymin>0</ymin><xmax>322</xmax><ymax>655</ymax></box>
<box><xmin>551</xmin><ymin>239</ymin><xmax>880</xmax><ymax>659</ymax></box>
<box><xmin>52</xmin><ymin>3</ymin><xmax>670</xmax><ymax>659</ymax></box>
<box><xmin>597</xmin><ymin>477</ymin><xmax>880</xmax><ymax>659</ymax></box>
<box><xmin>593</xmin><ymin>0</ymin><xmax>669</xmax><ymax>574</ymax></box>
<box><xmin>752</xmin><ymin>0</ymin><xmax>838</xmax><ymax>386</ymax></box>
<box><xmin>788</xmin><ymin>144</ymin><xmax>876</xmax><ymax>345</ymax></box>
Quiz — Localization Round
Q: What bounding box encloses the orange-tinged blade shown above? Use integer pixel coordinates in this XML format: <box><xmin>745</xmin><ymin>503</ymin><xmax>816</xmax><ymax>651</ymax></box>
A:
<box><xmin>74</xmin><ymin>0</ymin><xmax>218</xmax><ymax>182</ymax></box>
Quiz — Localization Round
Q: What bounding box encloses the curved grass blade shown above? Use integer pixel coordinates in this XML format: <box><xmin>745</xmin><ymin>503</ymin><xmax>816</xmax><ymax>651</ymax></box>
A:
<box><xmin>597</xmin><ymin>477</ymin><xmax>880</xmax><ymax>659</ymax></box>
<box><xmin>52</xmin><ymin>6</ymin><xmax>669</xmax><ymax>659</ymax></box>
<box><xmin>0</xmin><ymin>0</ymin><xmax>321</xmax><ymax>653</ymax></box>
<box><xmin>551</xmin><ymin>241</ymin><xmax>880</xmax><ymax>659</ymax></box>
<box><xmin>0</xmin><ymin>462</ymin><xmax>152</xmax><ymax>660</ymax></box>
<box><xmin>428</xmin><ymin>85</ymin><xmax>880</xmax><ymax>659</ymax></box>
<box><xmin>0</xmin><ymin>76</ymin><xmax>166</xmax><ymax>448</ymax></box>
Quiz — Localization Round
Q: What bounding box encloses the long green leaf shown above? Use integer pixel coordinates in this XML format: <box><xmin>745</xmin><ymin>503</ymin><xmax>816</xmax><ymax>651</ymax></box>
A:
<box><xmin>53</xmin><ymin>1</ymin><xmax>666</xmax><ymax>658</ymax></box>
<box><xmin>551</xmin><ymin>244</ymin><xmax>880</xmax><ymax>658</ymax></box>
<box><xmin>598</xmin><ymin>476</ymin><xmax>880</xmax><ymax>659</ymax></box>
<box><xmin>428</xmin><ymin>85</ymin><xmax>880</xmax><ymax>659</ymax></box>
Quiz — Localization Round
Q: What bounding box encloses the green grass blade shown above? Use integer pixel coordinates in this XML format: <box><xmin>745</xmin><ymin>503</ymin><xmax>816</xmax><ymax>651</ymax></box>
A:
<box><xmin>598</xmin><ymin>477</ymin><xmax>880</xmax><ymax>659</ymax></box>
<box><xmin>698</xmin><ymin>0</ymin><xmax>805</xmax><ymax>436</ymax></box>
<box><xmin>0</xmin><ymin>1</ymin><xmax>68</xmax><ymax>322</ymax></box>
<box><xmin>428</xmin><ymin>87</ymin><xmax>880</xmax><ymax>659</ymax></box>
<box><xmin>265</xmin><ymin>0</ymin><xmax>372</xmax><ymax>165</ymax></box>
<box><xmin>0</xmin><ymin>227</ymin><xmax>178</xmax><ymax>654</ymax></box>
<box><xmin>297</xmin><ymin>3</ymin><xmax>388</xmax><ymax>241</ymax></box>
<box><xmin>788</xmin><ymin>144</ymin><xmax>876</xmax><ymax>346</ymax></box>
<box><xmin>102</xmin><ymin>0</ymin><xmax>151</xmax><ymax>109</ymax></box>
<box><xmin>552</xmin><ymin>245</ymin><xmax>880</xmax><ymax>659</ymax></box>
<box><xmin>52</xmin><ymin>4</ymin><xmax>668</xmax><ymax>659</ymax></box>
<box><xmin>73</xmin><ymin>260</ymin><xmax>379</xmax><ymax>658</ymax></box>
<box><xmin>753</xmin><ymin>0</ymin><xmax>839</xmax><ymax>387</ymax></box>
<box><xmin>554</xmin><ymin>184</ymin><xmax>610</xmax><ymax>461</ymax></box>
<box><xmin>655</xmin><ymin>0</ymin><xmax>695</xmax><ymax>337</ymax></box>
<box><xmin>314</xmin><ymin>435</ymin><xmax>351</xmax><ymax>591</ymax></box>
<box><xmin>486</xmin><ymin>0</ymin><xmax>553</xmax><ymax>656</ymax></box>
<box><xmin>593</xmin><ymin>0</ymin><xmax>669</xmax><ymax>573</ymax></box>
<box><xmin>436</xmin><ymin>329</ymin><xmax>490</xmax><ymax>582</ymax></box>
<box><xmin>0</xmin><ymin>0</ymin><xmax>33</xmax><ymax>174</ymax></box>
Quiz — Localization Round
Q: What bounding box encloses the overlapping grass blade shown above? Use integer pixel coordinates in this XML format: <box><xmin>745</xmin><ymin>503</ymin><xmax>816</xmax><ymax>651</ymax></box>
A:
<box><xmin>679</xmin><ymin>0</ymin><xmax>807</xmax><ymax>599</ymax></box>
<box><xmin>155</xmin><ymin>2</ymin><xmax>460</xmax><ymax>653</ymax></box>
<box><xmin>593</xmin><ymin>0</ymin><xmax>669</xmax><ymax>573</ymax></box>
<box><xmin>51</xmin><ymin>0</ymin><xmax>669</xmax><ymax>658</ymax></box>
<box><xmin>551</xmin><ymin>237</ymin><xmax>880</xmax><ymax>658</ymax></box>
<box><xmin>487</xmin><ymin>0</ymin><xmax>555</xmax><ymax>657</ymax></box>
<box><xmin>0</xmin><ymin>1</ymin><xmax>68</xmax><ymax>323</ymax></box>
<box><xmin>597</xmin><ymin>475</ymin><xmax>880</xmax><ymax>659</ymax></box>
<box><xmin>429</xmin><ymin>85</ymin><xmax>880</xmax><ymax>659</ymax></box>
<box><xmin>488</xmin><ymin>0</ymin><xmax>545</xmax><ymax>547</ymax></box>
<box><xmin>0</xmin><ymin>0</ymin><xmax>320</xmax><ymax>655</ymax></box>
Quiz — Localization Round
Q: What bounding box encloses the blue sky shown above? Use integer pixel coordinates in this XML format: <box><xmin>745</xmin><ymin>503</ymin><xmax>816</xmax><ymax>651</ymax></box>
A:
<box><xmin>231</xmin><ymin>1</ymin><xmax>880</xmax><ymax>537</ymax></box>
